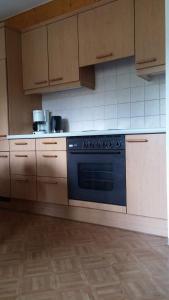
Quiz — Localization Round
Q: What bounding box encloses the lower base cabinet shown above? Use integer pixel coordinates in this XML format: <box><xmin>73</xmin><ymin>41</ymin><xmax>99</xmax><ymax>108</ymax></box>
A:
<box><xmin>0</xmin><ymin>151</ymin><xmax>10</xmax><ymax>198</ymax></box>
<box><xmin>0</xmin><ymin>178</ymin><xmax>10</xmax><ymax>198</ymax></box>
<box><xmin>11</xmin><ymin>175</ymin><xmax>36</xmax><ymax>201</ymax></box>
<box><xmin>37</xmin><ymin>177</ymin><xmax>68</xmax><ymax>205</ymax></box>
<box><xmin>126</xmin><ymin>134</ymin><xmax>167</xmax><ymax>219</ymax></box>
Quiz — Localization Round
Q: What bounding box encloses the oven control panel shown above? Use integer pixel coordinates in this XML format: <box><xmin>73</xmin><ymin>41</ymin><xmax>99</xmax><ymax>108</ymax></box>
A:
<box><xmin>67</xmin><ymin>135</ymin><xmax>125</xmax><ymax>151</ymax></box>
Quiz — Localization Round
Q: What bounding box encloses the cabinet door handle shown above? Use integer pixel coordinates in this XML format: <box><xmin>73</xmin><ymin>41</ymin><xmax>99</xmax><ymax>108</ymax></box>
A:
<box><xmin>14</xmin><ymin>178</ymin><xmax>29</xmax><ymax>182</ymax></box>
<box><xmin>96</xmin><ymin>52</ymin><xmax>113</xmax><ymax>60</ymax></box>
<box><xmin>42</xmin><ymin>155</ymin><xmax>58</xmax><ymax>158</ymax></box>
<box><xmin>35</xmin><ymin>80</ymin><xmax>48</xmax><ymax>85</ymax></box>
<box><xmin>38</xmin><ymin>181</ymin><xmax>58</xmax><ymax>185</ymax></box>
<box><xmin>15</xmin><ymin>142</ymin><xmax>28</xmax><ymax>146</ymax></box>
<box><xmin>0</xmin><ymin>134</ymin><xmax>7</xmax><ymax>138</ymax></box>
<box><xmin>0</xmin><ymin>155</ymin><xmax>8</xmax><ymax>158</ymax></box>
<box><xmin>42</xmin><ymin>142</ymin><xmax>58</xmax><ymax>145</ymax></box>
<box><xmin>50</xmin><ymin>77</ymin><xmax>63</xmax><ymax>82</ymax></box>
<box><xmin>136</xmin><ymin>58</ymin><xmax>157</xmax><ymax>65</ymax></box>
<box><xmin>126</xmin><ymin>139</ymin><xmax>148</xmax><ymax>143</ymax></box>
<box><xmin>15</xmin><ymin>155</ymin><xmax>28</xmax><ymax>158</ymax></box>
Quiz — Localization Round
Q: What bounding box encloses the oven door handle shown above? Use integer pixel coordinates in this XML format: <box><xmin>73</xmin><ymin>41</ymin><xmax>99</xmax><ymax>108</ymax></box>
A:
<box><xmin>69</xmin><ymin>150</ymin><xmax>122</xmax><ymax>155</ymax></box>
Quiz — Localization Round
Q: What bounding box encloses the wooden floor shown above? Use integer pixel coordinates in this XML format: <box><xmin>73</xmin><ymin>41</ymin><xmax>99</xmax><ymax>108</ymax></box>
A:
<box><xmin>0</xmin><ymin>209</ymin><xmax>169</xmax><ymax>300</ymax></box>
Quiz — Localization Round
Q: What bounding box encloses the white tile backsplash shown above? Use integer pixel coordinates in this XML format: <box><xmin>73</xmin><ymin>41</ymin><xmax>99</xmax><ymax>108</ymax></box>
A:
<box><xmin>42</xmin><ymin>58</ymin><xmax>166</xmax><ymax>131</ymax></box>
<box><xmin>131</xmin><ymin>102</ymin><xmax>144</xmax><ymax>117</ymax></box>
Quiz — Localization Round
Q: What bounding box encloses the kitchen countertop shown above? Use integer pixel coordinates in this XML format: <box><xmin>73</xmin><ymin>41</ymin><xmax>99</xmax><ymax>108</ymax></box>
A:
<box><xmin>7</xmin><ymin>128</ymin><xmax>166</xmax><ymax>139</ymax></box>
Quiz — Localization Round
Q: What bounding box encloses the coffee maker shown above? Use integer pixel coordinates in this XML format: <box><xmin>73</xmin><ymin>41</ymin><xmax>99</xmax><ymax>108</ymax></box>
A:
<box><xmin>33</xmin><ymin>110</ymin><xmax>51</xmax><ymax>134</ymax></box>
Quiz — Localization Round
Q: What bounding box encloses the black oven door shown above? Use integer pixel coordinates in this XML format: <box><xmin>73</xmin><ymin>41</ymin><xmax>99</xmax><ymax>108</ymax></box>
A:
<box><xmin>67</xmin><ymin>151</ymin><xmax>126</xmax><ymax>206</ymax></box>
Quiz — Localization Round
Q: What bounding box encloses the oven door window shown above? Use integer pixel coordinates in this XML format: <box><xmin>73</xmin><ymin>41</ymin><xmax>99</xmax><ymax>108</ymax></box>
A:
<box><xmin>78</xmin><ymin>163</ymin><xmax>113</xmax><ymax>191</ymax></box>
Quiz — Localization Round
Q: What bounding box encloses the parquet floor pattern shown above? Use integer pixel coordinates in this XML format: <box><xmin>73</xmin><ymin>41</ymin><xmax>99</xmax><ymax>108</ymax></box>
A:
<box><xmin>0</xmin><ymin>209</ymin><xmax>169</xmax><ymax>300</ymax></box>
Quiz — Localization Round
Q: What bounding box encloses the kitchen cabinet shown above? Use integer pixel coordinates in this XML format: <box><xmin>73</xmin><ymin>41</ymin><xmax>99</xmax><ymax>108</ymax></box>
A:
<box><xmin>36</xmin><ymin>138</ymin><xmax>66</xmax><ymax>151</ymax></box>
<box><xmin>22</xmin><ymin>18</ymin><xmax>94</xmax><ymax>94</ymax></box>
<box><xmin>10</xmin><ymin>138</ymin><xmax>36</xmax><ymax>201</ymax></box>
<box><xmin>11</xmin><ymin>175</ymin><xmax>36</xmax><ymax>201</ymax></box>
<box><xmin>126</xmin><ymin>134</ymin><xmax>167</xmax><ymax>219</ymax></box>
<box><xmin>0</xmin><ymin>152</ymin><xmax>10</xmax><ymax>198</ymax></box>
<box><xmin>37</xmin><ymin>151</ymin><xmax>67</xmax><ymax>178</ymax></box>
<box><xmin>22</xmin><ymin>26</ymin><xmax>48</xmax><ymax>90</ymax></box>
<box><xmin>135</xmin><ymin>0</ymin><xmax>165</xmax><ymax>76</ymax></box>
<box><xmin>78</xmin><ymin>0</ymin><xmax>134</xmax><ymax>67</ymax></box>
<box><xmin>48</xmin><ymin>16</ymin><xmax>79</xmax><ymax>86</ymax></box>
<box><xmin>0</xmin><ymin>25</ymin><xmax>41</xmax><ymax>137</ymax></box>
<box><xmin>10</xmin><ymin>151</ymin><xmax>36</xmax><ymax>176</ymax></box>
<box><xmin>36</xmin><ymin>137</ymin><xmax>68</xmax><ymax>205</ymax></box>
<box><xmin>37</xmin><ymin>177</ymin><xmax>68</xmax><ymax>205</ymax></box>
<box><xmin>0</xmin><ymin>26</ymin><xmax>5</xmax><ymax>59</ymax></box>
<box><xmin>0</xmin><ymin>59</ymin><xmax>8</xmax><ymax>137</ymax></box>
<box><xmin>10</xmin><ymin>139</ymin><xmax>35</xmax><ymax>151</ymax></box>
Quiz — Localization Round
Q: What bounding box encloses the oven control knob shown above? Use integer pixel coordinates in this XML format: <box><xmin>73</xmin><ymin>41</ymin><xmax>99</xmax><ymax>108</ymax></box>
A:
<box><xmin>116</xmin><ymin>141</ymin><xmax>121</xmax><ymax>148</ymax></box>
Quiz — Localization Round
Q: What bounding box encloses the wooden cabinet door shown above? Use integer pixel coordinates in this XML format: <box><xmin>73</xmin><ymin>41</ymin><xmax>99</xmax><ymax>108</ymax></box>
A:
<box><xmin>37</xmin><ymin>151</ymin><xmax>67</xmax><ymax>177</ymax></box>
<box><xmin>10</xmin><ymin>151</ymin><xmax>36</xmax><ymax>176</ymax></box>
<box><xmin>126</xmin><ymin>134</ymin><xmax>167</xmax><ymax>219</ymax></box>
<box><xmin>22</xmin><ymin>27</ymin><xmax>48</xmax><ymax>90</ymax></box>
<box><xmin>10</xmin><ymin>139</ymin><xmax>35</xmax><ymax>151</ymax></box>
<box><xmin>0</xmin><ymin>152</ymin><xmax>10</xmax><ymax>198</ymax></box>
<box><xmin>48</xmin><ymin>16</ymin><xmax>79</xmax><ymax>85</ymax></box>
<box><xmin>0</xmin><ymin>28</ymin><xmax>5</xmax><ymax>59</ymax></box>
<box><xmin>37</xmin><ymin>177</ymin><xmax>68</xmax><ymax>205</ymax></box>
<box><xmin>0</xmin><ymin>60</ymin><xmax>8</xmax><ymax>137</ymax></box>
<box><xmin>11</xmin><ymin>175</ymin><xmax>36</xmax><ymax>201</ymax></box>
<box><xmin>36</xmin><ymin>138</ymin><xmax>66</xmax><ymax>151</ymax></box>
<box><xmin>135</xmin><ymin>0</ymin><xmax>165</xmax><ymax>70</ymax></box>
<box><xmin>78</xmin><ymin>0</ymin><xmax>134</xmax><ymax>67</ymax></box>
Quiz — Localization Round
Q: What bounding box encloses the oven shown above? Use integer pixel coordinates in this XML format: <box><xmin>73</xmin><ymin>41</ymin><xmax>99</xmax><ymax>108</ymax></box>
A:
<box><xmin>67</xmin><ymin>135</ymin><xmax>126</xmax><ymax>206</ymax></box>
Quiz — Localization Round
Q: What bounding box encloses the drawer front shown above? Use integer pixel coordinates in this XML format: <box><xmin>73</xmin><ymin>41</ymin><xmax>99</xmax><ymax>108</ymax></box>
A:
<box><xmin>11</xmin><ymin>175</ymin><xmax>36</xmax><ymax>201</ymax></box>
<box><xmin>10</xmin><ymin>151</ymin><xmax>36</xmax><ymax>175</ymax></box>
<box><xmin>10</xmin><ymin>139</ymin><xmax>35</xmax><ymax>151</ymax></box>
<box><xmin>0</xmin><ymin>152</ymin><xmax>10</xmax><ymax>177</ymax></box>
<box><xmin>37</xmin><ymin>177</ymin><xmax>68</xmax><ymax>205</ymax></box>
<box><xmin>0</xmin><ymin>139</ymin><xmax>9</xmax><ymax>151</ymax></box>
<box><xmin>36</xmin><ymin>138</ymin><xmax>66</xmax><ymax>151</ymax></box>
<box><xmin>37</xmin><ymin>151</ymin><xmax>67</xmax><ymax>177</ymax></box>
<box><xmin>0</xmin><ymin>178</ymin><xmax>10</xmax><ymax>198</ymax></box>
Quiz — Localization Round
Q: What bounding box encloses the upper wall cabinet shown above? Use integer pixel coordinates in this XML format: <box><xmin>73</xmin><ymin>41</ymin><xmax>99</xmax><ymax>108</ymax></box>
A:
<box><xmin>0</xmin><ymin>60</ymin><xmax>8</xmax><ymax>136</ymax></box>
<box><xmin>22</xmin><ymin>26</ymin><xmax>49</xmax><ymax>90</ymax></box>
<box><xmin>48</xmin><ymin>16</ymin><xmax>79</xmax><ymax>86</ymax></box>
<box><xmin>78</xmin><ymin>0</ymin><xmax>134</xmax><ymax>67</ymax></box>
<box><xmin>0</xmin><ymin>27</ymin><xmax>6</xmax><ymax>60</ymax></box>
<box><xmin>22</xmin><ymin>15</ymin><xmax>94</xmax><ymax>94</ymax></box>
<box><xmin>135</xmin><ymin>0</ymin><xmax>165</xmax><ymax>76</ymax></box>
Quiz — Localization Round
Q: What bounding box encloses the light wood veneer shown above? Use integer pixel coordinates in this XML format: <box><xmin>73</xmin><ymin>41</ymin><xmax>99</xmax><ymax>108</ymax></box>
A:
<box><xmin>126</xmin><ymin>134</ymin><xmax>167</xmax><ymax>219</ymax></box>
<box><xmin>78</xmin><ymin>0</ymin><xmax>134</xmax><ymax>67</ymax></box>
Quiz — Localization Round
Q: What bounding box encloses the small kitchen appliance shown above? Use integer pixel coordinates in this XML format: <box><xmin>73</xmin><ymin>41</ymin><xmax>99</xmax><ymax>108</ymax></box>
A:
<box><xmin>50</xmin><ymin>116</ymin><xmax>62</xmax><ymax>133</ymax></box>
<box><xmin>33</xmin><ymin>110</ymin><xmax>51</xmax><ymax>134</ymax></box>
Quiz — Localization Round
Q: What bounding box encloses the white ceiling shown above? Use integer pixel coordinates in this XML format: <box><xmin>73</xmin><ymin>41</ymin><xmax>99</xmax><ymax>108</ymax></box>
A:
<box><xmin>0</xmin><ymin>0</ymin><xmax>52</xmax><ymax>21</ymax></box>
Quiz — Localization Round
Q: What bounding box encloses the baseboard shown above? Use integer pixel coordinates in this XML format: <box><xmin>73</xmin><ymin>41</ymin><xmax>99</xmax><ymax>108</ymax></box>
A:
<box><xmin>0</xmin><ymin>198</ymin><xmax>167</xmax><ymax>237</ymax></box>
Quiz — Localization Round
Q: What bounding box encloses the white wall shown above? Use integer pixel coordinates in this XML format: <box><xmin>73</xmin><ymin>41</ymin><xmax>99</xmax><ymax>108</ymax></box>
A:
<box><xmin>43</xmin><ymin>57</ymin><xmax>165</xmax><ymax>132</ymax></box>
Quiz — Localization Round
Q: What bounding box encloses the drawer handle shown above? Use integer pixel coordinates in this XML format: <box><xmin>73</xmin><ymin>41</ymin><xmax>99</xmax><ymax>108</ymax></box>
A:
<box><xmin>38</xmin><ymin>181</ymin><xmax>58</xmax><ymax>185</ymax></box>
<box><xmin>0</xmin><ymin>155</ymin><xmax>8</xmax><ymax>158</ymax></box>
<box><xmin>50</xmin><ymin>77</ymin><xmax>63</xmax><ymax>82</ymax></box>
<box><xmin>126</xmin><ymin>139</ymin><xmax>148</xmax><ymax>143</ymax></box>
<box><xmin>42</xmin><ymin>155</ymin><xmax>58</xmax><ymax>158</ymax></box>
<box><xmin>35</xmin><ymin>80</ymin><xmax>48</xmax><ymax>85</ymax></box>
<box><xmin>96</xmin><ymin>52</ymin><xmax>113</xmax><ymax>60</ymax></box>
<box><xmin>15</xmin><ymin>143</ymin><xmax>28</xmax><ymax>146</ymax></box>
<box><xmin>136</xmin><ymin>58</ymin><xmax>157</xmax><ymax>65</ymax></box>
<box><xmin>14</xmin><ymin>179</ymin><xmax>29</xmax><ymax>182</ymax></box>
<box><xmin>15</xmin><ymin>155</ymin><xmax>28</xmax><ymax>158</ymax></box>
<box><xmin>0</xmin><ymin>134</ymin><xmax>7</xmax><ymax>138</ymax></box>
<box><xmin>42</xmin><ymin>142</ymin><xmax>58</xmax><ymax>145</ymax></box>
